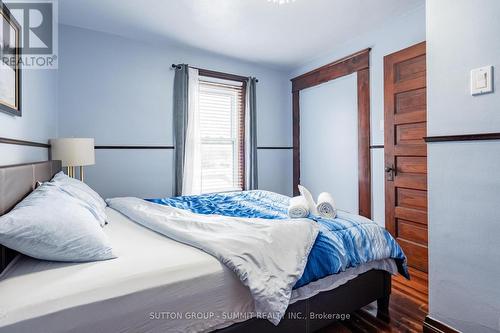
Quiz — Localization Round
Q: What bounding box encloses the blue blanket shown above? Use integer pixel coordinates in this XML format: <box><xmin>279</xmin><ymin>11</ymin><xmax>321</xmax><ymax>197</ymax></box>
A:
<box><xmin>147</xmin><ymin>190</ymin><xmax>409</xmax><ymax>288</ymax></box>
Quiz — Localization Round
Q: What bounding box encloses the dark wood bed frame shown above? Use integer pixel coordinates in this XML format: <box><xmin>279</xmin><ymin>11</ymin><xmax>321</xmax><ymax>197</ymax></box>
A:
<box><xmin>0</xmin><ymin>161</ymin><xmax>391</xmax><ymax>333</ymax></box>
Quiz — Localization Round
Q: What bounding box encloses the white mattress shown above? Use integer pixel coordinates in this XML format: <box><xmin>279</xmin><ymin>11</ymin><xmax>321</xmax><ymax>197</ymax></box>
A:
<box><xmin>0</xmin><ymin>207</ymin><xmax>397</xmax><ymax>333</ymax></box>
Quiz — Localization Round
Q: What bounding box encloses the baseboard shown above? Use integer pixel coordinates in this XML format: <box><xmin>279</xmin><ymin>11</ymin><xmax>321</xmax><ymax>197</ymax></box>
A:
<box><xmin>423</xmin><ymin>316</ymin><xmax>461</xmax><ymax>333</ymax></box>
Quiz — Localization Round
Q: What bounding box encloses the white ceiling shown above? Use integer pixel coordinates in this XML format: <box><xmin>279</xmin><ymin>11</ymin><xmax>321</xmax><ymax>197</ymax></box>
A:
<box><xmin>59</xmin><ymin>0</ymin><xmax>424</xmax><ymax>70</ymax></box>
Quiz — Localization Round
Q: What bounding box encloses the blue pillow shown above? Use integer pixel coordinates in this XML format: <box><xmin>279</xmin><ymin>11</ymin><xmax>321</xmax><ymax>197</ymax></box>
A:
<box><xmin>0</xmin><ymin>182</ymin><xmax>115</xmax><ymax>262</ymax></box>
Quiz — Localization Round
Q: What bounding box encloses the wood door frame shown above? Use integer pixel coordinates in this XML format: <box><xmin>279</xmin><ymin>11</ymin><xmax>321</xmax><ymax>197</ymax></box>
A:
<box><xmin>291</xmin><ymin>48</ymin><xmax>372</xmax><ymax>218</ymax></box>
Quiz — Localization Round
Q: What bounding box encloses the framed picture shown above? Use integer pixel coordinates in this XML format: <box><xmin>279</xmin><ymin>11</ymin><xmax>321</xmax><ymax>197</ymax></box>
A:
<box><xmin>0</xmin><ymin>2</ymin><xmax>22</xmax><ymax>116</ymax></box>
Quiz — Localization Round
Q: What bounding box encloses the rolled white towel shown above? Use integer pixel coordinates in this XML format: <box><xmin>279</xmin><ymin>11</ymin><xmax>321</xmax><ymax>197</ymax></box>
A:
<box><xmin>316</xmin><ymin>192</ymin><xmax>337</xmax><ymax>218</ymax></box>
<box><xmin>298</xmin><ymin>185</ymin><xmax>319</xmax><ymax>215</ymax></box>
<box><xmin>288</xmin><ymin>196</ymin><xmax>310</xmax><ymax>218</ymax></box>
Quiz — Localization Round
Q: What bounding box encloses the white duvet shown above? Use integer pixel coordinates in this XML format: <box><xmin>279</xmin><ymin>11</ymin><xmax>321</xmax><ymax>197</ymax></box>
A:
<box><xmin>106</xmin><ymin>197</ymin><xmax>320</xmax><ymax>325</ymax></box>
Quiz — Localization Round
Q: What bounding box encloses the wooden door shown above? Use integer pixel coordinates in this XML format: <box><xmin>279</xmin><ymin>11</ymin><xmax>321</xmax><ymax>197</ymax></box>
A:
<box><xmin>384</xmin><ymin>42</ymin><xmax>427</xmax><ymax>272</ymax></box>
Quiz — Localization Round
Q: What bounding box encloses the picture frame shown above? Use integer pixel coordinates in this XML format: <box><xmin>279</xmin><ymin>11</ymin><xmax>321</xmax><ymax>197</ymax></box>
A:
<box><xmin>0</xmin><ymin>2</ymin><xmax>22</xmax><ymax>117</ymax></box>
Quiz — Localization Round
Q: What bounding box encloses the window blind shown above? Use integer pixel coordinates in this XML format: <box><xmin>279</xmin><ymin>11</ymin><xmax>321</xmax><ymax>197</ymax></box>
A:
<box><xmin>198</xmin><ymin>78</ymin><xmax>245</xmax><ymax>193</ymax></box>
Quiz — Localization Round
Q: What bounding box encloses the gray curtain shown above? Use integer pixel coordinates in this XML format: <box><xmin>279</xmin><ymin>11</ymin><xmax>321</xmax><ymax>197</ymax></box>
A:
<box><xmin>245</xmin><ymin>78</ymin><xmax>258</xmax><ymax>190</ymax></box>
<box><xmin>173</xmin><ymin>64</ymin><xmax>189</xmax><ymax>196</ymax></box>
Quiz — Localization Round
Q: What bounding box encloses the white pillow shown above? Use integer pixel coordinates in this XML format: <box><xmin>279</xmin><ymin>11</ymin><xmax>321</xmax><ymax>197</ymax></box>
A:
<box><xmin>0</xmin><ymin>182</ymin><xmax>115</xmax><ymax>262</ymax></box>
<box><xmin>298</xmin><ymin>185</ymin><xmax>319</xmax><ymax>215</ymax></box>
<box><xmin>51</xmin><ymin>171</ymin><xmax>107</xmax><ymax>226</ymax></box>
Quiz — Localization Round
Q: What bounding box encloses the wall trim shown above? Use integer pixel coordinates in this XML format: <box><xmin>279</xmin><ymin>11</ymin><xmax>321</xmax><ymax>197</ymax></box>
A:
<box><xmin>425</xmin><ymin>132</ymin><xmax>500</xmax><ymax>143</ymax></box>
<box><xmin>0</xmin><ymin>138</ymin><xmax>295</xmax><ymax>151</ymax></box>
<box><xmin>95</xmin><ymin>145</ymin><xmax>174</xmax><ymax>150</ymax></box>
<box><xmin>257</xmin><ymin>146</ymin><xmax>293</xmax><ymax>150</ymax></box>
<box><xmin>423</xmin><ymin>316</ymin><xmax>460</xmax><ymax>333</ymax></box>
<box><xmin>290</xmin><ymin>48</ymin><xmax>372</xmax><ymax>219</ymax></box>
<box><xmin>95</xmin><ymin>146</ymin><xmax>294</xmax><ymax>150</ymax></box>
<box><xmin>0</xmin><ymin>137</ymin><xmax>50</xmax><ymax>148</ymax></box>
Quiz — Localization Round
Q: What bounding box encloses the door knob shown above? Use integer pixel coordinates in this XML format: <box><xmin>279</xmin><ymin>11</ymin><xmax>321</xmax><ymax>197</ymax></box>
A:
<box><xmin>385</xmin><ymin>165</ymin><xmax>395</xmax><ymax>181</ymax></box>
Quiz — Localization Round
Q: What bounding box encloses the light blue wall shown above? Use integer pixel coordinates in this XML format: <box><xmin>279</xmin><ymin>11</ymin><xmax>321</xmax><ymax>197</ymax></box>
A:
<box><xmin>300</xmin><ymin>73</ymin><xmax>359</xmax><ymax>213</ymax></box>
<box><xmin>290</xmin><ymin>4</ymin><xmax>426</xmax><ymax>225</ymax></box>
<box><xmin>427</xmin><ymin>1</ymin><xmax>500</xmax><ymax>332</ymax></box>
<box><xmin>0</xmin><ymin>67</ymin><xmax>58</xmax><ymax>165</ymax></box>
<box><xmin>427</xmin><ymin>1</ymin><xmax>500</xmax><ymax>136</ymax></box>
<box><xmin>58</xmin><ymin>25</ymin><xmax>292</xmax><ymax>198</ymax></box>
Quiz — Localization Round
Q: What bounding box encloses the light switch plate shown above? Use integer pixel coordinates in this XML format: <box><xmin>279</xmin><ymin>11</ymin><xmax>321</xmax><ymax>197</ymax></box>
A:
<box><xmin>471</xmin><ymin>65</ymin><xmax>493</xmax><ymax>95</ymax></box>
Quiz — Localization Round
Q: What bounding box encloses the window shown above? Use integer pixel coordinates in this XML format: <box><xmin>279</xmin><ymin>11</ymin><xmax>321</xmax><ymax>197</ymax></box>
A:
<box><xmin>198</xmin><ymin>75</ymin><xmax>245</xmax><ymax>193</ymax></box>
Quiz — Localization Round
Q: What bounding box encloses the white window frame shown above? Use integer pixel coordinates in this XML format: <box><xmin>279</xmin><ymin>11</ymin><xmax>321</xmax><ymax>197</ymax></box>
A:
<box><xmin>198</xmin><ymin>76</ymin><xmax>244</xmax><ymax>193</ymax></box>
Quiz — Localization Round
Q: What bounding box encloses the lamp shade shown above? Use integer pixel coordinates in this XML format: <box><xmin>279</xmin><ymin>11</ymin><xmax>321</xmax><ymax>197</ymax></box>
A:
<box><xmin>50</xmin><ymin>138</ymin><xmax>95</xmax><ymax>167</ymax></box>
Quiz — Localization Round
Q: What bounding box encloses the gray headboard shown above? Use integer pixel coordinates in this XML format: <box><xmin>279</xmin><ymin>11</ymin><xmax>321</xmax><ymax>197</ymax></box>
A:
<box><xmin>0</xmin><ymin>160</ymin><xmax>62</xmax><ymax>272</ymax></box>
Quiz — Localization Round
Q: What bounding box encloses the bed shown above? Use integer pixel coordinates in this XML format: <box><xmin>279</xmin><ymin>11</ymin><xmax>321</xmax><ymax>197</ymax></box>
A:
<box><xmin>0</xmin><ymin>161</ymin><xmax>398</xmax><ymax>333</ymax></box>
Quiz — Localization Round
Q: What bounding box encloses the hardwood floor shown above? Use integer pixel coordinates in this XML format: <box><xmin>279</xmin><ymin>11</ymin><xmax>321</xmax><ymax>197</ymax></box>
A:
<box><xmin>320</xmin><ymin>268</ymin><xmax>428</xmax><ymax>333</ymax></box>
